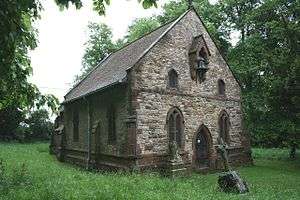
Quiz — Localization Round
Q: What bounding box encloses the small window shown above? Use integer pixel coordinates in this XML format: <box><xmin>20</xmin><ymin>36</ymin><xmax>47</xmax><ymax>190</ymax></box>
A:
<box><xmin>73</xmin><ymin>109</ymin><xmax>79</xmax><ymax>142</ymax></box>
<box><xmin>107</xmin><ymin>105</ymin><xmax>116</xmax><ymax>144</ymax></box>
<box><xmin>218</xmin><ymin>79</ymin><xmax>225</xmax><ymax>95</ymax></box>
<box><xmin>168</xmin><ymin>69</ymin><xmax>178</xmax><ymax>88</ymax></box>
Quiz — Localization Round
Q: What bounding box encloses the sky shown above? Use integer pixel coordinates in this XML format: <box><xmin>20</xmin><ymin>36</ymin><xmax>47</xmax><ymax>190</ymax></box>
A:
<box><xmin>29</xmin><ymin>0</ymin><xmax>224</xmax><ymax>103</ymax></box>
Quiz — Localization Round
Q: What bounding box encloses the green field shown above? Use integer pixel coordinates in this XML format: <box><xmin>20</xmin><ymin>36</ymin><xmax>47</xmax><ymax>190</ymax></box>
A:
<box><xmin>0</xmin><ymin>143</ymin><xmax>299</xmax><ymax>200</ymax></box>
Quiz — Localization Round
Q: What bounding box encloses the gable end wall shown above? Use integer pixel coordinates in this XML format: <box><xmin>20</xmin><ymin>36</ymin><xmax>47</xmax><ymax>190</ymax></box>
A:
<box><xmin>131</xmin><ymin>11</ymin><xmax>250</xmax><ymax>169</ymax></box>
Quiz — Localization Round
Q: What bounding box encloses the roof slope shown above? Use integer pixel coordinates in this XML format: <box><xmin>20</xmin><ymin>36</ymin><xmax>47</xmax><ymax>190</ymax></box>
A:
<box><xmin>63</xmin><ymin>13</ymin><xmax>188</xmax><ymax>103</ymax></box>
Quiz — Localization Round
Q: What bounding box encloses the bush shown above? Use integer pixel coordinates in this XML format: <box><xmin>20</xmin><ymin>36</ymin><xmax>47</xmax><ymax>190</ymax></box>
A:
<box><xmin>0</xmin><ymin>107</ymin><xmax>24</xmax><ymax>141</ymax></box>
<box><xmin>25</xmin><ymin>109</ymin><xmax>54</xmax><ymax>141</ymax></box>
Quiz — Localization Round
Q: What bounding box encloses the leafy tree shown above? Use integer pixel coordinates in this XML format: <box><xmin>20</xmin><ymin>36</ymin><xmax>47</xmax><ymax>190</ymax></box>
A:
<box><xmin>1</xmin><ymin>0</ymin><xmax>59</xmax><ymax>141</ymax></box>
<box><xmin>25</xmin><ymin>109</ymin><xmax>54</xmax><ymax>141</ymax></box>
<box><xmin>225</xmin><ymin>0</ymin><xmax>300</xmax><ymax>157</ymax></box>
<box><xmin>0</xmin><ymin>0</ymin><xmax>41</xmax><ymax>110</ymax></box>
<box><xmin>75</xmin><ymin>23</ymin><xmax>116</xmax><ymax>83</ymax></box>
<box><xmin>219</xmin><ymin>0</ymin><xmax>261</xmax><ymax>42</ymax></box>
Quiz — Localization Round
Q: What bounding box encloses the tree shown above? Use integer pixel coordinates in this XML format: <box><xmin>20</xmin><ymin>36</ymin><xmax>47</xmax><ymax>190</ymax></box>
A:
<box><xmin>225</xmin><ymin>0</ymin><xmax>300</xmax><ymax>157</ymax></box>
<box><xmin>0</xmin><ymin>0</ymin><xmax>41</xmax><ymax>110</ymax></box>
<box><xmin>125</xmin><ymin>17</ymin><xmax>161</xmax><ymax>43</ymax></box>
<box><xmin>55</xmin><ymin>0</ymin><xmax>158</xmax><ymax>15</ymax></box>
<box><xmin>25</xmin><ymin>109</ymin><xmax>54</xmax><ymax>141</ymax></box>
<box><xmin>75</xmin><ymin>23</ymin><xmax>116</xmax><ymax>83</ymax></box>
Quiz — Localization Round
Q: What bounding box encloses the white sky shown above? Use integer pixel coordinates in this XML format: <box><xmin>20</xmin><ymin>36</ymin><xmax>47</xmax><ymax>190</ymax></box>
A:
<box><xmin>29</xmin><ymin>0</ymin><xmax>225</xmax><ymax>102</ymax></box>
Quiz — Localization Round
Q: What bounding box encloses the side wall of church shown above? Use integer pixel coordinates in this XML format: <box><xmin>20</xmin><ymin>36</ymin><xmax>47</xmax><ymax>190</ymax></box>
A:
<box><xmin>131</xmin><ymin>11</ymin><xmax>251</xmax><ymax>169</ymax></box>
<box><xmin>63</xmin><ymin>85</ymin><xmax>133</xmax><ymax>169</ymax></box>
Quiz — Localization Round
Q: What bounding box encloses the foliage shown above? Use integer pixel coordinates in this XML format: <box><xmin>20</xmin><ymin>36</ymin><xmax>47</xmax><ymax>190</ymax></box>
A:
<box><xmin>0</xmin><ymin>143</ymin><xmax>300</xmax><ymax>199</ymax></box>
<box><xmin>223</xmin><ymin>0</ymin><xmax>300</xmax><ymax>151</ymax></box>
<box><xmin>55</xmin><ymin>0</ymin><xmax>158</xmax><ymax>15</ymax></box>
<box><xmin>0</xmin><ymin>0</ymin><xmax>59</xmax><ymax>140</ymax></box>
<box><xmin>24</xmin><ymin>109</ymin><xmax>54</xmax><ymax>141</ymax></box>
<box><xmin>0</xmin><ymin>107</ymin><xmax>24</xmax><ymax>141</ymax></box>
<box><xmin>125</xmin><ymin>17</ymin><xmax>161</xmax><ymax>43</ymax></box>
<box><xmin>74</xmin><ymin>23</ymin><xmax>117</xmax><ymax>83</ymax></box>
<box><xmin>0</xmin><ymin>0</ymin><xmax>40</xmax><ymax>110</ymax></box>
<box><xmin>0</xmin><ymin>108</ymin><xmax>54</xmax><ymax>142</ymax></box>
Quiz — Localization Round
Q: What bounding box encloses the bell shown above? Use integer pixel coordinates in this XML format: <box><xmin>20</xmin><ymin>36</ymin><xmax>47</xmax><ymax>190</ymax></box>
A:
<box><xmin>196</xmin><ymin>56</ymin><xmax>208</xmax><ymax>70</ymax></box>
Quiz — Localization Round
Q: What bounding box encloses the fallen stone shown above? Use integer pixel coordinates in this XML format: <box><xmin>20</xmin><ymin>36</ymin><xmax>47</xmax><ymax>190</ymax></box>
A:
<box><xmin>218</xmin><ymin>170</ymin><xmax>249</xmax><ymax>194</ymax></box>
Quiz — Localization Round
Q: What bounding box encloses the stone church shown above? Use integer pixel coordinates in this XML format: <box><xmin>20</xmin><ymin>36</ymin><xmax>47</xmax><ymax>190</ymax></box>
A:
<box><xmin>51</xmin><ymin>7</ymin><xmax>252</xmax><ymax>173</ymax></box>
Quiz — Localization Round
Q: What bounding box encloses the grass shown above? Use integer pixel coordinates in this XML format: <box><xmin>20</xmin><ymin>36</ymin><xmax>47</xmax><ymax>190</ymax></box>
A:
<box><xmin>0</xmin><ymin>143</ymin><xmax>299</xmax><ymax>200</ymax></box>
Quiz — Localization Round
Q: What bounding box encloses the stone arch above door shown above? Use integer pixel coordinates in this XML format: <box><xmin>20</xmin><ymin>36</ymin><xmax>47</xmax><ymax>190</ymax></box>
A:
<box><xmin>192</xmin><ymin>124</ymin><xmax>215</xmax><ymax>170</ymax></box>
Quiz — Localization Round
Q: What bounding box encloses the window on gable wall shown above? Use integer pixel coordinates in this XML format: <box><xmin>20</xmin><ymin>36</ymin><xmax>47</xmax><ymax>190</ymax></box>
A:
<box><xmin>218</xmin><ymin>79</ymin><xmax>225</xmax><ymax>95</ymax></box>
<box><xmin>168</xmin><ymin>69</ymin><xmax>178</xmax><ymax>88</ymax></box>
<box><xmin>73</xmin><ymin>108</ymin><xmax>79</xmax><ymax>142</ymax></box>
<box><xmin>107</xmin><ymin>105</ymin><xmax>116</xmax><ymax>144</ymax></box>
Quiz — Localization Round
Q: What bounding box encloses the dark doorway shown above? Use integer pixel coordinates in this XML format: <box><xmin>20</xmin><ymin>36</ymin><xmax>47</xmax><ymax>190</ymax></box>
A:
<box><xmin>195</xmin><ymin>127</ymin><xmax>210</xmax><ymax>168</ymax></box>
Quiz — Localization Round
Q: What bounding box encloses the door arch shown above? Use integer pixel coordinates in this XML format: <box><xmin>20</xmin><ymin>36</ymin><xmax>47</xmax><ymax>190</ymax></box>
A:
<box><xmin>193</xmin><ymin>125</ymin><xmax>213</xmax><ymax>168</ymax></box>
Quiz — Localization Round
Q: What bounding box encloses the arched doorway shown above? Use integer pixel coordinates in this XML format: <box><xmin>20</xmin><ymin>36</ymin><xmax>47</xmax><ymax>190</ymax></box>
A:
<box><xmin>194</xmin><ymin>125</ymin><xmax>212</xmax><ymax>168</ymax></box>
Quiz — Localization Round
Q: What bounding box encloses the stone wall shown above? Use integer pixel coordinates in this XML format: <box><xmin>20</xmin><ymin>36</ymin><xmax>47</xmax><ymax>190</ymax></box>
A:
<box><xmin>131</xmin><ymin>10</ymin><xmax>250</xmax><ymax>169</ymax></box>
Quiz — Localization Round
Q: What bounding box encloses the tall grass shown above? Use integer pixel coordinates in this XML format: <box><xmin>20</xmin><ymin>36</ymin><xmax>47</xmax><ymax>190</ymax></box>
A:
<box><xmin>0</xmin><ymin>143</ymin><xmax>299</xmax><ymax>200</ymax></box>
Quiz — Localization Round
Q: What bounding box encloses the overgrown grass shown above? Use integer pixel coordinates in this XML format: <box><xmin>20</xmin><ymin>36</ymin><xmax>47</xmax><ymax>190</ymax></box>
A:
<box><xmin>0</xmin><ymin>143</ymin><xmax>299</xmax><ymax>200</ymax></box>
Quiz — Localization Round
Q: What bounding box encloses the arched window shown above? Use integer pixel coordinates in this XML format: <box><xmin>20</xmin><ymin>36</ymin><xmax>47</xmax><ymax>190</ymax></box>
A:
<box><xmin>167</xmin><ymin>107</ymin><xmax>184</xmax><ymax>148</ymax></box>
<box><xmin>107</xmin><ymin>105</ymin><xmax>116</xmax><ymax>144</ymax></box>
<box><xmin>218</xmin><ymin>111</ymin><xmax>230</xmax><ymax>144</ymax></box>
<box><xmin>218</xmin><ymin>79</ymin><xmax>225</xmax><ymax>95</ymax></box>
<box><xmin>168</xmin><ymin>69</ymin><xmax>178</xmax><ymax>88</ymax></box>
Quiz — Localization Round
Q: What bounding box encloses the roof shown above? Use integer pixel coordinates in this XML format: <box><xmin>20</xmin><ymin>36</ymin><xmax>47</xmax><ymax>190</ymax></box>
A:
<box><xmin>63</xmin><ymin>10</ymin><xmax>190</xmax><ymax>103</ymax></box>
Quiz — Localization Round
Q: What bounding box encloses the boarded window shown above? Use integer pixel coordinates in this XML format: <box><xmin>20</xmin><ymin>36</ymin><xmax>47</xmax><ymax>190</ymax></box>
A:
<box><xmin>107</xmin><ymin>106</ymin><xmax>116</xmax><ymax>144</ymax></box>
<box><xmin>73</xmin><ymin>109</ymin><xmax>79</xmax><ymax>142</ymax></box>
<box><xmin>168</xmin><ymin>69</ymin><xmax>178</xmax><ymax>88</ymax></box>
<box><xmin>168</xmin><ymin>108</ymin><xmax>184</xmax><ymax>148</ymax></box>
<box><xmin>219</xmin><ymin>111</ymin><xmax>230</xmax><ymax>144</ymax></box>
<box><xmin>218</xmin><ymin>79</ymin><xmax>225</xmax><ymax>95</ymax></box>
